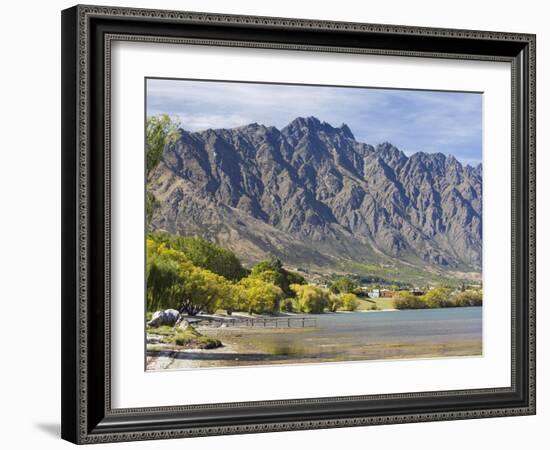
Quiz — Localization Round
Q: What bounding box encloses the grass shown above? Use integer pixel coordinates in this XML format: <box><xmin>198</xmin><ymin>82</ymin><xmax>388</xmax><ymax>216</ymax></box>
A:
<box><xmin>354</xmin><ymin>298</ymin><xmax>376</xmax><ymax>311</ymax></box>
<box><xmin>172</xmin><ymin>329</ymin><xmax>222</xmax><ymax>349</ymax></box>
<box><xmin>370</xmin><ymin>297</ymin><xmax>398</xmax><ymax>310</ymax></box>
<box><xmin>147</xmin><ymin>345</ymin><xmax>165</xmax><ymax>352</ymax></box>
<box><xmin>351</xmin><ymin>298</ymin><xmax>397</xmax><ymax>311</ymax></box>
<box><xmin>147</xmin><ymin>324</ymin><xmax>222</xmax><ymax>349</ymax></box>
<box><xmin>147</xmin><ymin>325</ymin><xmax>175</xmax><ymax>336</ymax></box>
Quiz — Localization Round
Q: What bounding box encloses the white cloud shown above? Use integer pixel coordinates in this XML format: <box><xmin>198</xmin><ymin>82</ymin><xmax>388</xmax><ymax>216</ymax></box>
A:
<box><xmin>146</xmin><ymin>78</ymin><xmax>482</xmax><ymax>164</ymax></box>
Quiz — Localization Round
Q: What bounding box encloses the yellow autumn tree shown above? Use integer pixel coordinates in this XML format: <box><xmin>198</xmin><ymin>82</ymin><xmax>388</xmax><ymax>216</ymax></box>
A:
<box><xmin>235</xmin><ymin>277</ymin><xmax>283</xmax><ymax>314</ymax></box>
<box><xmin>146</xmin><ymin>239</ymin><xmax>234</xmax><ymax>315</ymax></box>
<box><xmin>290</xmin><ymin>284</ymin><xmax>329</xmax><ymax>314</ymax></box>
<box><xmin>339</xmin><ymin>293</ymin><xmax>360</xmax><ymax>311</ymax></box>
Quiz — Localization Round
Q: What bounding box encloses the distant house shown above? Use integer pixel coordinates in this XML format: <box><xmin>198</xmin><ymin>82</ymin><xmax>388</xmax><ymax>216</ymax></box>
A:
<box><xmin>380</xmin><ymin>289</ymin><xmax>399</xmax><ymax>298</ymax></box>
<box><xmin>367</xmin><ymin>289</ymin><xmax>380</xmax><ymax>298</ymax></box>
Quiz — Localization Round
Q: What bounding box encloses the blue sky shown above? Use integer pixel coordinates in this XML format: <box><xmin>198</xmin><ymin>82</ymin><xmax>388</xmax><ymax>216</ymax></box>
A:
<box><xmin>146</xmin><ymin>78</ymin><xmax>483</xmax><ymax>166</ymax></box>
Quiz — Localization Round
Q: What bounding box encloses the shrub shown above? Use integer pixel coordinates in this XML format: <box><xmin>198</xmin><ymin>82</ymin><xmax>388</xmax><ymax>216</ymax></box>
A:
<box><xmin>327</xmin><ymin>294</ymin><xmax>343</xmax><ymax>312</ymax></box>
<box><xmin>452</xmin><ymin>290</ymin><xmax>483</xmax><ymax>307</ymax></box>
<box><xmin>290</xmin><ymin>284</ymin><xmax>330</xmax><ymax>314</ymax></box>
<box><xmin>394</xmin><ymin>292</ymin><xmax>428</xmax><ymax>310</ymax></box>
<box><xmin>281</xmin><ymin>298</ymin><xmax>295</xmax><ymax>313</ymax></box>
<box><xmin>340</xmin><ymin>293</ymin><xmax>360</xmax><ymax>311</ymax></box>
<box><xmin>423</xmin><ymin>287</ymin><xmax>453</xmax><ymax>308</ymax></box>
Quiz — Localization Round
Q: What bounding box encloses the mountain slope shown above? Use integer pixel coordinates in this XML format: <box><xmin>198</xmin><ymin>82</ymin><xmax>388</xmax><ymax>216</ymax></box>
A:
<box><xmin>148</xmin><ymin>116</ymin><xmax>482</xmax><ymax>276</ymax></box>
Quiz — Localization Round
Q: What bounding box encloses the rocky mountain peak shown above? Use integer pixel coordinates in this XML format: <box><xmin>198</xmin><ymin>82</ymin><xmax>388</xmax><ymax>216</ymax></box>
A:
<box><xmin>283</xmin><ymin>116</ymin><xmax>320</xmax><ymax>134</ymax></box>
<box><xmin>150</xmin><ymin>118</ymin><xmax>482</xmax><ymax>273</ymax></box>
<box><xmin>339</xmin><ymin>123</ymin><xmax>355</xmax><ymax>139</ymax></box>
<box><xmin>282</xmin><ymin>116</ymin><xmax>355</xmax><ymax>139</ymax></box>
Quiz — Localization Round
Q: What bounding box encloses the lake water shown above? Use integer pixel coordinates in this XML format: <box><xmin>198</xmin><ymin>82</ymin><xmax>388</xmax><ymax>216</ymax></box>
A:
<box><xmin>313</xmin><ymin>306</ymin><xmax>482</xmax><ymax>343</ymax></box>
<box><xmin>147</xmin><ymin>307</ymin><xmax>483</xmax><ymax>369</ymax></box>
<box><xmin>208</xmin><ymin>307</ymin><xmax>481</xmax><ymax>366</ymax></box>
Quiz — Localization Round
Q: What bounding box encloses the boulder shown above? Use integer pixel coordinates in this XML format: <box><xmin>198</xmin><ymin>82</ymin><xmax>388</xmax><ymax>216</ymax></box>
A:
<box><xmin>147</xmin><ymin>309</ymin><xmax>180</xmax><ymax>328</ymax></box>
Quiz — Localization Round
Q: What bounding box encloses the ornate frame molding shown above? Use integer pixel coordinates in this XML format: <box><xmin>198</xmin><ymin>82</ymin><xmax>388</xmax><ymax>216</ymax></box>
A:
<box><xmin>62</xmin><ymin>5</ymin><xmax>536</xmax><ymax>444</ymax></box>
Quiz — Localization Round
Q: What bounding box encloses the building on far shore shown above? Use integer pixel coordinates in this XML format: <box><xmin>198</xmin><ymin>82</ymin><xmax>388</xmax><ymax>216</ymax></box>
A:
<box><xmin>367</xmin><ymin>289</ymin><xmax>400</xmax><ymax>298</ymax></box>
<box><xmin>379</xmin><ymin>289</ymin><xmax>399</xmax><ymax>298</ymax></box>
<box><xmin>366</xmin><ymin>288</ymin><xmax>425</xmax><ymax>299</ymax></box>
<box><xmin>367</xmin><ymin>288</ymin><xmax>380</xmax><ymax>298</ymax></box>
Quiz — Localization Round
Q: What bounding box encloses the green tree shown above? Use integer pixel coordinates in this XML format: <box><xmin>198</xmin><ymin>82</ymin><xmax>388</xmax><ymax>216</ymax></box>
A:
<box><xmin>236</xmin><ymin>277</ymin><xmax>283</xmax><ymax>314</ymax></box>
<box><xmin>179</xmin><ymin>266</ymin><xmax>234</xmax><ymax>315</ymax></box>
<box><xmin>250</xmin><ymin>255</ymin><xmax>283</xmax><ymax>274</ymax></box>
<box><xmin>250</xmin><ymin>269</ymin><xmax>285</xmax><ymax>287</ymax></box>
<box><xmin>280</xmin><ymin>298</ymin><xmax>295</xmax><ymax>313</ymax></box>
<box><xmin>290</xmin><ymin>284</ymin><xmax>329</xmax><ymax>314</ymax></box>
<box><xmin>394</xmin><ymin>291</ymin><xmax>428</xmax><ymax>310</ymax></box>
<box><xmin>148</xmin><ymin>232</ymin><xmax>247</xmax><ymax>281</ymax></box>
<box><xmin>146</xmin><ymin>242</ymin><xmax>184</xmax><ymax>312</ymax></box>
<box><xmin>423</xmin><ymin>287</ymin><xmax>453</xmax><ymax>308</ymax></box>
<box><xmin>146</xmin><ymin>239</ymin><xmax>234</xmax><ymax>315</ymax></box>
<box><xmin>146</xmin><ymin>114</ymin><xmax>180</xmax><ymax>177</ymax></box>
<box><xmin>284</xmin><ymin>269</ymin><xmax>306</xmax><ymax>287</ymax></box>
<box><xmin>327</xmin><ymin>293</ymin><xmax>343</xmax><ymax>312</ymax></box>
<box><xmin>340</xmin><ymin>293</ymin><xmax>360</xmax><ymax>311</ymax></box>
<box><xmin>250</xmin><ymin>257</ymin><xmax>305</xmax><ymax>297</ymax></box>
<box><xmin>452</xmin><ymin>290</ymin><xmax>483</xmax><ymax>307</ymax></box>
<box><xmin>329</xmin><ymin>276</ymin><xmax>358</xmax><ymax>294</ymax></box>
<box><xmin>146</xmin><ymin>114</ymin><xmax>180</xmax><ymax>222</ymax></box>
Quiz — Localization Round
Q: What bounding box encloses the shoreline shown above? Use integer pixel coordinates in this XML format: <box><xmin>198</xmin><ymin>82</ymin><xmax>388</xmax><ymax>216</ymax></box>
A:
<box><xmin>146</xmin><ymin>307</ymin><xmax>482</xmax><ymax>370</ymax></box>
<box><xmin>181</xmin><ymin>305</ymin><xmax>477</xmax><ymax>323</ymax></box>
<box><xmin>146</xmin><ymin>336</ymin><xmax>482</xmax><ymax>371</ymax></box>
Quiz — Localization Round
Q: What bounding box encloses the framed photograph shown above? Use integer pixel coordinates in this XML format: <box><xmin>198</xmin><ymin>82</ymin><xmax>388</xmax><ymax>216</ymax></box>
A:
<box><xmin>61</xmin><ymin>5</ymin><xmax>536</xmax><ymax>444</ymax></box>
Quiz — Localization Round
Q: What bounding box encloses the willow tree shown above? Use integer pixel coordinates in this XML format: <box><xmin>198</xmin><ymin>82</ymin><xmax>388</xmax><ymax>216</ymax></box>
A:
<box><xmin>175</xmin><ymin>264</ymin><xmax>234</xmax><ymax>316</ymax></box>
<box><xmin>146</xmin><ymin>240</ymin><xmax>187</xmax><ymax>312</ymax></box>
<box><xmin>145</xmin><ymin>114</ymin><xmax>180</xmax><ymax>222</ymax></box>
<box><xmin>146</xmin><ymin>114</ymin><xmax>180</xmax><ymax>176</ymax></box>
<box><xmin>147</xmin><ymin>232</ymin><xmax>247</xmax><ymax>281</ymax></box>
<box><xmin>146</xmin><ymin>239</ymin><xmax>234</xmax><ymax>315</ymax></box>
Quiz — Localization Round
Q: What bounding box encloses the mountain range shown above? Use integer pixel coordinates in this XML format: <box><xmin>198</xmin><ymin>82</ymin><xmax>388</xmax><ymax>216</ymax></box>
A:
<box><xmin>147</xmin><ymin>116</ymin><xmax>482</xmax><ymax>279</ymax></box>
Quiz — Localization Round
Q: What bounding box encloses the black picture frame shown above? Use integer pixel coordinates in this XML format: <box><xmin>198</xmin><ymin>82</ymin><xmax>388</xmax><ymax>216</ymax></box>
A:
<box><xmin>61</xmin><ymin>4</ymin><xmax>536</xmax><ymax>444</ymax></box>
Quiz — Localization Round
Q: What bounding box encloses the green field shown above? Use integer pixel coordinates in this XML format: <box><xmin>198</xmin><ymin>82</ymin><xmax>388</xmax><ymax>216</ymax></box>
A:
<box><xmin>354</xmin><ymin>297</ymin><xmax>397</xmax><ymax>311</ymax></box>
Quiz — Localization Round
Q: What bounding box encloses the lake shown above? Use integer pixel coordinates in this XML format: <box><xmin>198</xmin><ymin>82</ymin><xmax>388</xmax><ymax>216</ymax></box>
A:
<box><xmin>146</xmin><ymin>307</ymin><xmax>482</xmax><ymax>370</ymax></box>
<box><xmin>314</xmin><ymin>306</ymin><xmax>482</xmax><ymax>343</ymax></box>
